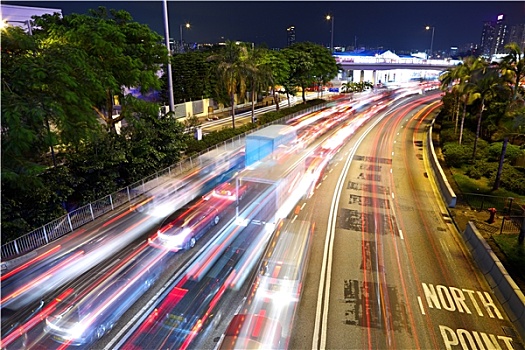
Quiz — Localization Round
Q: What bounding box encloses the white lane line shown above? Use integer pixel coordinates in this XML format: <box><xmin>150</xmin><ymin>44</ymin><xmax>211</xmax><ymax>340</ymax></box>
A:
<box><xmin>418</xmin><ymin>296</ymin><xmax>426</xmax><ymax>315</ymax></box>
<box><xmin>313</xmin><ymin>112</ymin><xmax>388</xmax><ymax>350</ymax></box>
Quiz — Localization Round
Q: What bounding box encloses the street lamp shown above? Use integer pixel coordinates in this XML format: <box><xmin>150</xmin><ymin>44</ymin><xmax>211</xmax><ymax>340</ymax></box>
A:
<box><xmin>180</xmin><ymin>22</ymin><xmax>190</xmax><ymax>53</ymax></box>
<box><xmin>425</xmin><ymin>25</ymin><xmax>435</xmax><ymax>59</ymax></box>
<box><xmin>326</xmin><ymin>15</ymin><xmax>334</xmax><ymax>53</ymax></box>
<box><xmin>162</xmin><ymin>0</ymin><xmax>175</xmax><ymax>113</ymax></box>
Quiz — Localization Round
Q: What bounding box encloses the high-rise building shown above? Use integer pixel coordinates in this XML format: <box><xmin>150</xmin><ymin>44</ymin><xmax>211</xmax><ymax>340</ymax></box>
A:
<box><xmin>507</xmin><ymin>23</ymin><xmax>525</xmax><ymax>51</ymax></box>
<box><xmin>480</xmin><ymin>14</ymin><xmax>507</xmax><ymax>57</ymax></box>
<box><xmin>287</xmin><ymin>26</ymin><xmax>296</xmax><ymax>47</ymax></box>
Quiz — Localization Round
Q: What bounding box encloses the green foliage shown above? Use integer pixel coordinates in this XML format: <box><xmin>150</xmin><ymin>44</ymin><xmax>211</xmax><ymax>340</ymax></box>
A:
<box><xmin>439</xmin><ymin>124</ymin><xmax>460</xmax><ymax>143</ymax></box>
<box><xmin>281</xmin><ymin>42</ymin><xmax>338</xmax><ymax>103</ymax></box>
<box><xmin>34</xmin><ymin>8</ymin><xmax>169</xmax><ymax>132</ymax></box>
<box><xmin>488</xmin><ymin>142</ymin><xmax>524</xmax><ymax>164</ymax></box>
<box><xmin>183</xmin><ymin>100</ymin><xmax>326</xmax><ymax>156</ymax></box>
<box><xmin>1</xmin><ymin>166</ymin><xmax>73</xmax><ymax>242</ymax></box>
<box><xmin>170</xmin><ymin>51</ymin><xmax>214</xmax><ymax>103</ymax></box>
<box><xmin>442</xmin><ymin>142</ymin><xmax>473</xmax><ymax>167</ymax></box>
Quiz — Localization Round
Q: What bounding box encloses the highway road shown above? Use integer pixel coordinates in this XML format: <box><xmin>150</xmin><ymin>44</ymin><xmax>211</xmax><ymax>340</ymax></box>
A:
<box><xmin>289</xmin><ymin>92</ymin><xmax>525</xmax><ymax>349</ymax></box>
<box><xmin>2</xmin><ymin>88</ymin><xmax>522</xmax><ymax>350</ymax></box>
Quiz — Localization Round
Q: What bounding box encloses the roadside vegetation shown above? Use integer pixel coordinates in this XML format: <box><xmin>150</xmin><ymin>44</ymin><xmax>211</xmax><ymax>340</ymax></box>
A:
<box><xmin>1</xmin><ymin>7</ymin><xmax>338</xmax><ymax>242</ymax></box>
<box><xmin>437</xmin><ymin>43</ymin><xmax>525</xmax><ymax>283</ymax></box>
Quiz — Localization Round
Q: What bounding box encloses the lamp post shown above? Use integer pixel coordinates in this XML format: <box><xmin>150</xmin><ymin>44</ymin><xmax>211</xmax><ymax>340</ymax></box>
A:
<box><xmin>162</xmin><ymin>0</ymin><xmax>175</xmax><ymax>113</ymax></box>
<box><xmin>425</xmin><ymin>25</ymin><xmax>435</xmax><ymax>59</ymax></box>
<box><xmin>179</xmin><ymin>22</ymin><xmax>190</xmax><ymax>53</ymax></box>
<box><xmin>326</xmin><ymin>15</ymin><xmax>334</xmax><ymax>53</ymax></box>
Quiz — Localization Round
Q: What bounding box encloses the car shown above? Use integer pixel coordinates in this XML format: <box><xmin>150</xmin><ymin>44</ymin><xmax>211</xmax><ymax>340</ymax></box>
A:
<box><xmin>208</xmin><ymin>180</ymin><xmax>247</xmax><ymax>202</ymax></box>
<box><xmin>149</xmin><ymin>204</ymin><xmax>220</xmax><ymax>252</ymax></box>
<box><xmin>44</xmin><ymin>273</ymin><xmax>157</xmax><ymax>346</ymax></box>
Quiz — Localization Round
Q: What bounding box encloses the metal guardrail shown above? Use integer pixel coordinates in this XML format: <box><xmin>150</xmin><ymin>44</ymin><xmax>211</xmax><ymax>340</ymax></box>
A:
<box><xmin>463</xmin><ymin>192</ymin><xmax>524</xmax><ymax>216</ymax></box>
<box><xmin>500</xmin><ymin>216</ymin><xmax>525</xmax><ymax>235</ymax></box>
<box><xmin>1</xmin><ymin>103</ymin><xmax>328</xmax><ymax>262</ymax></box>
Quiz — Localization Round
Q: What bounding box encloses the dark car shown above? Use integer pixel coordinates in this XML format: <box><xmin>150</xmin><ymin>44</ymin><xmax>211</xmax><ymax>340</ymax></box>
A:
<box><xmin>149</xmin><ymin>204</ymin><xmax>220</xmax><ymax>252</ymax></box>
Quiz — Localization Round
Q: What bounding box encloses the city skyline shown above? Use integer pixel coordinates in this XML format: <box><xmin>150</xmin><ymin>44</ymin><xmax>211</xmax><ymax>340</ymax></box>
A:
<box><xmin>2</xmin><ymin>1</ymin><xmax>525</xmax><ymax>52</ymax></box>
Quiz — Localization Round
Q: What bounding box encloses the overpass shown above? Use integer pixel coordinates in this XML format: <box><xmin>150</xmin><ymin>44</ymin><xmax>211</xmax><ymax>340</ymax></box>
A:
<box><xmin>338</xmin><ymin>60</ymin><xmax>458</xmax><ymax>71</ymax></box>
<box><xmin>332</xmin><ymin>50</ymin><xmax>461</xmax><ymax>86</ymax></box>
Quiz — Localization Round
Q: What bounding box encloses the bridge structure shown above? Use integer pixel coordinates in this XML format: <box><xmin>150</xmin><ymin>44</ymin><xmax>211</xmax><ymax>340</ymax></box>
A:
<box><xmin>332</xmin><ymin>50</ymin><xmax>461</xmax><ymax>86</ymax></box>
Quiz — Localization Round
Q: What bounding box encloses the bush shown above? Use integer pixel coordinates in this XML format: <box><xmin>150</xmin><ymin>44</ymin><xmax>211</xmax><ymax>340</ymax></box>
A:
<box><xmin>493</xmin><ymin>164</ymin><xmax>525</xmax><ymax>195</ymax></box>
<box><xmin>440</xmin><ymin>127</ymin><xmax>459</xmax><ymax>144</ymax></box>
<box><xmin>465</xmin><ymin>161</ymin><xmax>487</xmax><ymax>179</ymax></box>
<box><xmin>488</xmin><ymin>142</ymin><xmax>524</xmax><ymax>164</ymax></box>
<box><xmin>442</xmin><ymin>142</ymin><xmax>473</xmax><ymax>167</ymax></box>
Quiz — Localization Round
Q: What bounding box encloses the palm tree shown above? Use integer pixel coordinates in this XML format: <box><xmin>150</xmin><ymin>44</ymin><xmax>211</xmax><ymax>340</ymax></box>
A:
<box><xmin>208</xmin><ymin>41</ymin><xmax>249</xmax><ymax>129</ymax></box>
<box><xmin>493</xmin><ymin>43</ymin><xmax>525</xmax><ymax>190</ymax></box>
<box><xmin>500</xmin><ymin>42</ymin><xmax>525</xmax><ymax>101</ymax></box>
<box><xmin>246</xmin><ymin>47</ymin><xmax>274</xmax><ymax>124</ymax></box>
<box><xmin>439</xmin><ymin>63</ymin><xmax>463</xmax><ymax>131</ymax></box>
<box><xmin>469</xmin><ymin>66</ymin><xmax>506</xmax><ymax>160</ymax></box>
<box><xmin>440</xmin><ymin>57</ymin><xmax>487</xmax><ymax>143</ymax></box>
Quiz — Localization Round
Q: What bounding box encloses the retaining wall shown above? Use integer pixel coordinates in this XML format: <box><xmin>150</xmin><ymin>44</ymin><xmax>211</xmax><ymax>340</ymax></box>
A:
<box><xmin>462</xmin><ymin>222</ymin><xmax>525</xmax><ymax>337</ymax></box>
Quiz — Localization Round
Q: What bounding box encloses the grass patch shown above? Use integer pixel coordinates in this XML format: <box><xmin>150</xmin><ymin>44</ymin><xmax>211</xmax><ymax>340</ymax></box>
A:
<box><xmin>452</xmin><ymin>171</ymin><xmax>490</xmax><ymax>193</ymax></box>
<box><xmin>491</xmin><ymin>234</ymin><xmax>525</xmax><ymax>288</ymax></box>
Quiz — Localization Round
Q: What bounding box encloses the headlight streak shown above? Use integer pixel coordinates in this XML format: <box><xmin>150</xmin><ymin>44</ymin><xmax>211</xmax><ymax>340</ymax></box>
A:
<box><xmin>1</xmin><ymin>245</ymin><xmax>62</xmax><ymax>282</ymax></box>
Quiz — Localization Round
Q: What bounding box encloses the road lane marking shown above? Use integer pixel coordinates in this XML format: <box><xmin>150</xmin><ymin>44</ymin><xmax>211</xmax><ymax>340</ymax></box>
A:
<box><xmin>417</xmin><ymin>296</ymin><xmax>426</xmax><ymax>315</ymax></box>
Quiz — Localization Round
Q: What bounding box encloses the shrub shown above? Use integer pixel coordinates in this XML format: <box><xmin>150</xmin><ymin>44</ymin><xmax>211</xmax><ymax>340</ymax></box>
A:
<box><xmin>465</xmin><ymin>161</ymin><xmax>487</xmax><ymax>179</ymax></box>
<box><xmin>442</xmin><ymin>142</ymin><xmax>472</xmax><ymax>167</ymax></box>
<box><xmin>492</xmin><ymin>164</ymin><xmax>525</xmax><ymax>195</ymax></box>
<box><xmin>488</xmin><ymin>142</ymin><xmax>524</xmax><ymax>164</ymax></box>
<box><xmin>440</xmin><ymin>127</ymin><xmax>459</xmax><ymax>144</ymax></box>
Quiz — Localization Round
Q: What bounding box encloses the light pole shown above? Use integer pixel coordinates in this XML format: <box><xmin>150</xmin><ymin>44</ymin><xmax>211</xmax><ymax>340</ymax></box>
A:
<box><xmin>326</xmin><ymin>15</ymin><xmax>334</xmax><ymax>53</ymax></box>
<box><xmin>162</xmin><ymin>0</ymin><xmax>175</xmax><ymax>113</ymax></box>
<box><xmin>425</xmin><ymin>25</ymin><xmax>435</xmax><ymax>59</ymax></box>
<box><xmin>179</xmin><ymin>22</ymin><xmax>190</xmax><ymax>53</ymax></box>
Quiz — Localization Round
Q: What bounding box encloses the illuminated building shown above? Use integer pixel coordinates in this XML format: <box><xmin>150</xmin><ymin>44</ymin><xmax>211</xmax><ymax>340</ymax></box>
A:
<box><xmin>287</xmin><ymin>25</ymin><xmax>296</xmax><ymax>47</ymax></box>
<box><xmin>480</xmin><ymin>14</ymin><xmax>507</xmax><ymax>57</ymax></box>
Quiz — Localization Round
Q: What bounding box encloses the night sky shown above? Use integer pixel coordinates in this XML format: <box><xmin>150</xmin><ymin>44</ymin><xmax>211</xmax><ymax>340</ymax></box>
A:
<box><xmin>3</xmin><ymin>1</ymin><xmax>525</xmax><ymax>52</ymax></box>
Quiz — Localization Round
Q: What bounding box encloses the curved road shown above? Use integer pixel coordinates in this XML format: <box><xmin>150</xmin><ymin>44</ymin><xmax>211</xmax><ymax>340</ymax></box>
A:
<box><xmin>290</xmin><ymin>92</ymin><xmax>524</xmax><ymax>349</ymax></box>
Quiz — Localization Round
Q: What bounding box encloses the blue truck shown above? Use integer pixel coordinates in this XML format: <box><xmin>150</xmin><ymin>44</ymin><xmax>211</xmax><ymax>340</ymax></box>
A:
<box><xmin>245</xmin><ymin>124</ymin><xmax>297</xmax><ymax>166</ymax></box>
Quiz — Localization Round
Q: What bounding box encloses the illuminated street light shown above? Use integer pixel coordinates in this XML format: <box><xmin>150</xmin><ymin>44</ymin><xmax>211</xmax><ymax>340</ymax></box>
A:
<box><xmin>326</xmin><ymin>15</ymin><xmax>334</xmax><ymax>53</ymax></box>
<box><xmin>425</xmin><ymin>25</ymin><xmax>435</xmax><ymax>59</ymax></box>
<box><xmin>180</xmin><ymin>22</ymin><xmax>190</xmax><ymax>53</ymax></box>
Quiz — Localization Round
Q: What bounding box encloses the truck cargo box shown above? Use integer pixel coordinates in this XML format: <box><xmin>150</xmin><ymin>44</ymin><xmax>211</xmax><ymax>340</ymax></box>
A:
<box><xmin>245</xmin><ymin>124</ymin><xmax>297</xmax><ymax>166</ymax></box>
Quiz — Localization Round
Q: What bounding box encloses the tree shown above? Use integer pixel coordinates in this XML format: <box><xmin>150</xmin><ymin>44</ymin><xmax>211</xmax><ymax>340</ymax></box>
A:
<box><xmin>500</xmin><ymin>42</ymin><xmax>525</xmax><ymax>101</ymax></box>
<box><xmin>208</xmin><ymin>41</ymin><xmax>250</xmax><ymax>129</ymax></box>
<box><xmin>439</xmin><ymin>56</ymin><xmax>487</xmax><ymax>144</ymax></box>
<box><xmin>34</xmin><ymin>8</ymin><xmax>169</xmax><ymax>133</ymax></box>
<box><xmin>264</xmin><ymin>50</ymin><xmax>290</xmax><ymax>111</ymax></box>
<box><xmin>469</xmin><ymin>67</ymin><xmax>507</xmax><ymax>160</ymax></box>
<box><xmin>245</xmin><ymin>47</ymin><xmax>275</xmax><ymax>123</ymax></box>
<box><xmin>493</xmin><ymin>44</ymin><xmax>525</xmax><ymax>190</ymax></box>
<box><xmin>283</xmin><ymin>42</ymin><xmax>338</xmax><ymax>103</ymax></box>
<box><xmin>169</xmin><ymin>51</ymin><xmax>213</xmax><ymax>103</ymax></box>
<box><xmin>279</xmin><ymin>48</ymin><xmax>305</xmax><ymax>106</ymax></box>
<box><xmin>1</xmin><ymin>23</ymin><xmax>103</xmax><ymax>185</ymax></box>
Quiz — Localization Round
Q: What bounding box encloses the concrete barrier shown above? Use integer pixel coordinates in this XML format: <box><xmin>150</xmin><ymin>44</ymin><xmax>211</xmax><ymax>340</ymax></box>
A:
<box><xmin>428</xmin><ymin>121</ymin><xmax>457</xmax><ymax>208</ymax></box>
<box><xmin>462</xmin><ymin>222</ymin><xmax>525</xmax><ymax>337</ymax></box>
